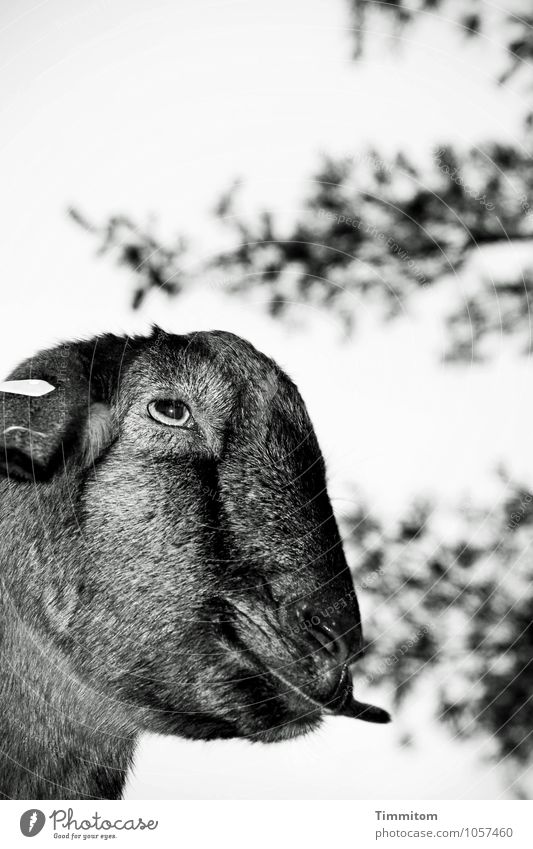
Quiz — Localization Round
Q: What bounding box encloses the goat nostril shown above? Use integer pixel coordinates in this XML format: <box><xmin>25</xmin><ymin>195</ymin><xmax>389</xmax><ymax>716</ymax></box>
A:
<box><xmin>308</xmin><ymin>623</ymin><xmax>347</xmax><ymax>663</ymax></box>
<box><xmin>309</xmin><ymin>625</ymin><xmax>340</xmax><ymax>659</ymax></box>
<box><xmin>295</xmin><ymin>604</ymin><xmax>362</xmax><ymax>667</ymax></box>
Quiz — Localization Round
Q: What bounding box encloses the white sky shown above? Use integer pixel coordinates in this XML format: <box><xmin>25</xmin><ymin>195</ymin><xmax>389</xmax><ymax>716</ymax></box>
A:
<box><xmin>1</xmin><ymin>0</ymin><xmax>531</xmax><ymax>799</ymax></box>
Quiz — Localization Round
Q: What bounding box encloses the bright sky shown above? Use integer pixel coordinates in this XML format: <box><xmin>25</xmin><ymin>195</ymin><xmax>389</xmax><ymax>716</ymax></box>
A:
<box><xmin>1</xmin><ymin>0</ymin><xmax>531</xmax><ymax>799</ymax></box>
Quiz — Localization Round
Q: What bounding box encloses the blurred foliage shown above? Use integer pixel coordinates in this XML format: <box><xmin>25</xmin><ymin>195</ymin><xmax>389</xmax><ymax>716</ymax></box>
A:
<box><xmin>347</xmin><ymin>0</ymin><xmax>533</xmax><ymax>90</ymax></box>
<box><xmin>71</xmin><ymin>140</ymin><xmax>533</xmax><ymax>357</ymax></box>
<box><xmin>68</xmin><ymin>208</ymin><xmax>187</xmax><ymax>309</ymax></box>
<box><xmin>71</xmin><ymin>0</ymin><xmax>533</xmax><ymax>357</ymax></box>
<box><xmin>343</xmin><ymin>474</ymin><xmax>533</xmax><ymax>768</ymax></box>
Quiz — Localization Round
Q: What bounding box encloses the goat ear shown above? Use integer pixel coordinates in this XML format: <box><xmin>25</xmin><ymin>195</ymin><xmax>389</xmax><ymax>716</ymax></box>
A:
<box><xmin>0</xmin><ymin>336</ymin><xmax>127</xmax><ymax>481</ymax></box>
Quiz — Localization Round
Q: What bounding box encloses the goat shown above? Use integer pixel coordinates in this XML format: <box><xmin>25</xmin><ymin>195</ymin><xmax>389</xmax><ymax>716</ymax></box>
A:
<box><xmin>0</xmin><ymin>327</ymin><xmax>389</xmax><ymax>800</ymax></box>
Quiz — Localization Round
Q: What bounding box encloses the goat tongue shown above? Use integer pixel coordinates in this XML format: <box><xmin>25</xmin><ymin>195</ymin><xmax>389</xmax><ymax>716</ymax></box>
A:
<box><xmin>339</xmin><ymin>694</ymin><xmax>391</xmax><ymax>724</ymax></box>
<box><xmin>320</xmin><ymin>666</ymin><xmax>391</xmax><ymax>724</ymax></box>
<box><xmin>322</xmin><ymin>667</ymin><xmax>391</xmax><ymax>724</ymax></box>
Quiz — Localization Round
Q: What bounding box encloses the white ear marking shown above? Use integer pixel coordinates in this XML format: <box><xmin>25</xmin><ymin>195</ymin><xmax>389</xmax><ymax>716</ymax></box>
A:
<box><xmin>2</xmin><ymin>425</ymin><xmax>48</xmax><ymax>438</ymax></box>
<box><xmin>0</xmin><ymin>379</ymin><xmax>56</xmax><ymax>397</ymax></box>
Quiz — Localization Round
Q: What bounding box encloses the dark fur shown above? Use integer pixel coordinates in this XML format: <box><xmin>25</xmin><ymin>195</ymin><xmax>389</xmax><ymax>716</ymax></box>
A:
<box><xmin>0</xmin><ymin>328</ymin><xmax>367</xmax><ymax>799</ymax></box>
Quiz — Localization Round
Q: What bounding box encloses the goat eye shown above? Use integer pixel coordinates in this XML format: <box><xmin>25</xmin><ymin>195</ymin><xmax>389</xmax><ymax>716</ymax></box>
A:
<box><xmin>147</xmin><ymin>399</ymin><xmax>193</xmax><ymax>427</ymax></box>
